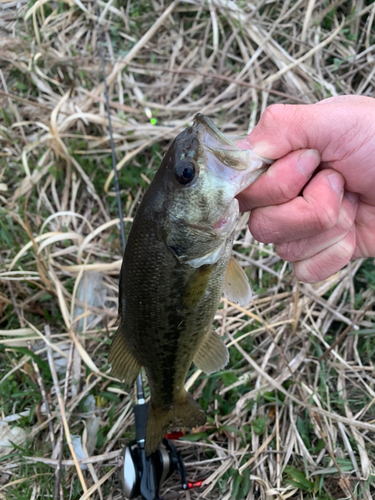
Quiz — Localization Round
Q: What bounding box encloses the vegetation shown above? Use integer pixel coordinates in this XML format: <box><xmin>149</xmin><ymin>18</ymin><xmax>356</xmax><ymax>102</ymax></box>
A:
<box><xmin>1</xmin><ymin>0</ymin><xmax>375</xmax><ymax>498</ymax></box>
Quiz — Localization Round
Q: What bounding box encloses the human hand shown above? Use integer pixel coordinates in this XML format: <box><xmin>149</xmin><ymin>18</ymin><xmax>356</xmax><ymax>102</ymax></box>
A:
<box><xmin>237</xmin><ymin>95</ymin><xmax>375</xmax><ymax>283</ymax></box>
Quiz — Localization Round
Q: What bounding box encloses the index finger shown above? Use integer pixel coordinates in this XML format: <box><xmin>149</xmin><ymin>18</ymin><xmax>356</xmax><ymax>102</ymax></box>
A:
<box><xmin>237</xmin><ymin>148</ymin><xmax>320</xmax><ymax>212</ymax></box>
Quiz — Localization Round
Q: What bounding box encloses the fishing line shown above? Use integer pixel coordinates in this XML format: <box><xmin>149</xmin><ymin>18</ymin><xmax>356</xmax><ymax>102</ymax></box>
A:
<box><xmin>97</xmin><ymin>16</ymin><xmax>126</xmax><ymax>253</ymax></box>
<box><xmin>96</xmin><ymin>7</ymin><xmax>145</xmax><ymax>402</ymax></box>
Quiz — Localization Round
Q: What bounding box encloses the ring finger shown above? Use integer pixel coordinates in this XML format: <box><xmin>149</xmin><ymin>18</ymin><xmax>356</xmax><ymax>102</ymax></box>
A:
<box><xmin>293</xmin><ymin>227</ymin><xmax>357</xmax><ymax>283</ymax></box>
<box><xmin>274</xmin><ymin>192</ymin><xmax>358</xmax><ymax>262</ymax></box>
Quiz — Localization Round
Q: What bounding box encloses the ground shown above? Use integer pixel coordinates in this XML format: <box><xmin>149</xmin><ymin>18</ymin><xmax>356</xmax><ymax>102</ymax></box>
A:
<box><xmin>1</xmin><ymin>1</ymin><xmax>375</xmax><ymax>499</ymax></box>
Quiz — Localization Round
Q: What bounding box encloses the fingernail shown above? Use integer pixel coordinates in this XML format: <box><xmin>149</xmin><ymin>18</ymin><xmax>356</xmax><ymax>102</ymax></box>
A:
<box><xmin>328</xmin><ymin>173</ymin><xmax>344</xmax><ymax>195</ymax></box>
<box><xmin>296</xmin><ymin>149</ymin><xmax>320</xmax><ymax>177</ymax></box>
<box><xmin>344</xmin><ymin>190</ymin><xmax>358</xmax><ymax>205</ymax></box>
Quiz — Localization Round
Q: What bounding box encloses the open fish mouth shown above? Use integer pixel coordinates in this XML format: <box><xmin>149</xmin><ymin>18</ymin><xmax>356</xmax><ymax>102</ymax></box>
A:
<box><xmin>194</xmin><ymin>113</ymin><xmax>272</xmax><ymax>165</ymax></box>
<box><xmin>193</xmin><ymin>113</ymin><xmax>273</xmax><ymax>195</ymax></box>
<box><xmin>194</xmin><ymin>113</ymin><xmax>242</xmax><ymax>151</ymax></box>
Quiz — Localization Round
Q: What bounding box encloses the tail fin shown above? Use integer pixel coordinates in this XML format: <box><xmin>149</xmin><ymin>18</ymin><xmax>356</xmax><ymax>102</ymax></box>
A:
<box><xmin>145</xmin><ymin>392</ymin><xmax>206</xmax><ymax>455</ymax></box>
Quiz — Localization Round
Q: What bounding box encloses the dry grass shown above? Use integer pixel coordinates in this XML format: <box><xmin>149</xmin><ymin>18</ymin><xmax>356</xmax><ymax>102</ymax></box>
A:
<box><xmin>1</xmin><ymin>1</ymin><xmax>375</xmax><ymax>499</ymax></box>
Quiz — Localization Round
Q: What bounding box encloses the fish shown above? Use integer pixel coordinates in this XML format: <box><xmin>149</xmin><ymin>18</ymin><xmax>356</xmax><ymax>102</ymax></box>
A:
<box><xmin>109</xmin><ymin>114</ymin><xmax>271</xmax><ymax>455</ymax></box>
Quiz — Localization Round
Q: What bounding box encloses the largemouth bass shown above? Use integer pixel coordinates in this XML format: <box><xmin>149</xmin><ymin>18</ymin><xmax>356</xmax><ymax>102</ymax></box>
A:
<box><xmin>109</xmin><ymin>114</ymin><xmax>271</xmax><ymax>454</ymax></box>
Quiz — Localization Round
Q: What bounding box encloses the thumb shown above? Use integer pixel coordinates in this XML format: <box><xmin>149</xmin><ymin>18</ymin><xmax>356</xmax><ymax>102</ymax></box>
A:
<box><xmin>238</xmin><ymin>103</ymin><xmax>323</xmax><ymax>159</ymax></box>
<box><xmin>238</xmin><ymin>97</ymin><xmax>375</xmax><ymax>160</ymax></box>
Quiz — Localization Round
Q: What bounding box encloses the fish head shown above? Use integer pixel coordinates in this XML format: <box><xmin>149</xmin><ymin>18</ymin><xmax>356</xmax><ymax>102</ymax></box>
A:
<box><xmin>158</xmin><ymin>113</ymin><xmax>272</xmax><ymax>241</ymax></box>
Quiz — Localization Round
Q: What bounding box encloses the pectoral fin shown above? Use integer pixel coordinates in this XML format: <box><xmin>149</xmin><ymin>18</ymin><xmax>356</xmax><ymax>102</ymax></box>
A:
<box><xmin>182</xmin><ymin>265</ymin><xmax>213</xmax><ymax>309</ymax></box>
<box><xmin>224</xmin><ymin>256</ymin><xmax>252</xmax><ymax>306</ymax></box>
<box><xmin>193</xmin><ymin>327</ymin><xmax>229</xmax><ymax>374</ymax></box>
<box><xmin>108</xmin><ymin>328</ymin><xmax>141</xmax><ymax>385</ymax></box>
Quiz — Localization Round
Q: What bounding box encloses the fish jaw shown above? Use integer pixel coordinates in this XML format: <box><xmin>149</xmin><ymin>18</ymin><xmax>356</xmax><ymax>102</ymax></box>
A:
<box><xmin>194</xmin><ymin>113</ymin><xmax>272</xmax><ymax>196</ymax></box>
<box><xmin>201</xmin><ymin>146</ymin><xmax>269</xmax><ymax>196</ymax></box>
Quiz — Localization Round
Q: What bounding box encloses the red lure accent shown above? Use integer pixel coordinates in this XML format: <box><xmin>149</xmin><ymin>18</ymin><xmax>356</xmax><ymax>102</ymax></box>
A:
<box><xmin>165</xmin><ymin>431</ymin><xmax>184</xmax><ymax>440</ymax></box>
<box><xmin>188</xmin><ymin>480</ymin><xmax>204</xmax><ymax>489</ymax></box>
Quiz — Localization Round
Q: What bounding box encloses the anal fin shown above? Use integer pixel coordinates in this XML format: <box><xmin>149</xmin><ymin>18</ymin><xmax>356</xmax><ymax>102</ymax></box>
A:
<box><xmin>193</xmin><ymin>327</ymin><xmax>229</xmax><ymax>374</ymax></box>
<box><xmin>224</xmin><ymin>256</ymin><xmax>252</xmax><ymax>306</ymax></box>
<box><xmin>108</xmin><ymin>327</ymin><xmax>141</xmax><ymax>385</ymax></box>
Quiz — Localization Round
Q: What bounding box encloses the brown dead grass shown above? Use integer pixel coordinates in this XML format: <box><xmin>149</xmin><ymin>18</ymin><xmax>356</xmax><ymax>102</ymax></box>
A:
<box><xmin>1</xmin><ymin>1</ymin><xmax>375</xmax><ymax>499</ymax></box>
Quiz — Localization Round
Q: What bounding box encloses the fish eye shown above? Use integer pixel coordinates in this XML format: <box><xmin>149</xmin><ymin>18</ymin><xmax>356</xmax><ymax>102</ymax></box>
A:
<box><xmin>174</xmin><ymin>159</ymin><xmax>197</xmax><ymax>185</ymax></box>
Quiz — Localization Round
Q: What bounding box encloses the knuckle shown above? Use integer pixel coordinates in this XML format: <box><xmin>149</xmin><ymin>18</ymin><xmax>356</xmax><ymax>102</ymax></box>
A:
<box><xmin>275</xmin><ymin>180</ymin><xmax>296</xmax><ymax>202</ymax></box>
<box><xmin>337</xmin><ymin>207</ymin><xmax>354</xmax><ymax>233</ymax></box>
<box><xmin>336</xmin><ymin>235</ymin><xmax>355</xmax><ymax>261</ymax></box>
<box><xmin>249</xmin><ymin>211</ymin><xmax>274</xmax><ymax>243</ymax></box>
<box><xmin>293</xmin><ymin>261</ymin><xmax>320</xmax><ymax>284</ymax></box>
<box><xmin>314</xmin><ymin>204</ymin><xmax>338</xmax><ymax>232</ymax></box>
<box><xmin>260</xmin><ymin>104</ymin><xmax>286</xmax><ymax>126</ymax></box>
<box><xmin>275</xmin><ymin>241</ymin><xmax>301</xmax><ymax>261</ymax></box>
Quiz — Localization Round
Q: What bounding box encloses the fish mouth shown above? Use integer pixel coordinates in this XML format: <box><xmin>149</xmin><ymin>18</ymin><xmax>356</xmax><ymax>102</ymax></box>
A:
<box><xmin>194</xmin><ymin>113</ymin><xmax>240</xmax><ymax>151</ymax></box>
<box><xmin>193</xmin><ymin>113</ymin><xmax>272</xmax><ymax>194</ymax></box>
